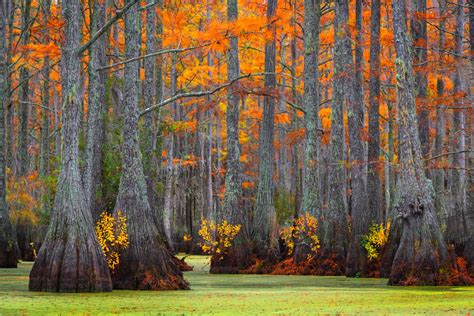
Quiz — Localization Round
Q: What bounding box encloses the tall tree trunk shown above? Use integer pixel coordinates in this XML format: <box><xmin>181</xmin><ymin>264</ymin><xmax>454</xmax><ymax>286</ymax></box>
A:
<box><xmin>325</xmin><ymin>0</ymin><xmax>350</xmax><ymax>268</ymax></box>
<box><xmin>18</xmin><ymin>0</ymin><xmax>32</xmax><ymax>176</ymax></box>
<box><xmin>211</xmin><ymin>0</ymin><xmax>251</xmax><ymax>273</ymax></box>
<box><xmin>388</xmin><ymin>0</ymin><xmax>449</xmax><ymax>286</ymax></box>
<box><xmin>142</xmin><ymin>0</ymin><xmax>160</xmax><ymax>222</ymax></box>
<box><xmin>411</xmin><ymin>0</ymin><xmax>429</xmax><ymax>160</ymax></box>
<box><xmin>367</xmin><ymin>0</ymin><xmax>383</xmax><ymax>224</ymax></box>
<box><xmin>301</xmin><ymin>0</ymin><xmax>321</xmax><ymax>215</ymax></box>
<box><xmin>346</xmin><ymin>0</ymin><xmax>369</xmax><ymax>277</ymax></box>
<box><xmin>465</xmin><ymin>0</ymin><xmax>474</xmax><ymax>272</ymax></box>
<box><xmin>254</xmin><ymin>0</ymin><xmax>279</xmax><ymax>259</ymax></box>
<box><xmin>294</xmin><ymin>0</ymin><xmax>321</xmax><ymax>264</ymax></box>
<box><xmin>222</xmin><ymin>0</ymin><xmax>242</xmax><ymax>221</ymax></box>
<box><xmin>39</xmin><ymin>0</ymin><xmax>51</xmax><ymax>179</ymax></box>
<box><xmin>84</xmin><ymin>0</ymin><xmax>107</xmax><ymax>217</ymax></box>
<box><xmin>445</xmin><ymin>0</ymin><xmax>467</xmax><ymax>251</ymax></box>
<box><xmin>0</xmin><ymin>0</ymin><xmax>17</xmax><ymax>268</ymax></box>
<box><xmin>111</xmin><ymin>0</ymin><xmax>188</xmax><ymax>290</ymax></box>
<box><xmin>432</xmin><ymin>0</ymin><xmax>447</xmax><ymax>225</ymax></box>
<box><xmin>29</xmin><ymin>0</ymin><xmax>112</xmax><ymax>292</ymax></box>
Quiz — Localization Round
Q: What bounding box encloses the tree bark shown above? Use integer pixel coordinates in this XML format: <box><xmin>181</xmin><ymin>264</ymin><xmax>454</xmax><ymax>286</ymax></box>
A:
<box><xmin>325</xmin><ymin>0</ymin><xmax>350</xmax><ymax>267</ymax></box>
<box><xmin>388</xmin><ymin>0</ymin><xmax>450</xmax><ymax>286</ymax></box>
<box><xmin>111</xmin><ymin>0</ymin><xmax>188</xmax><ymax>290</ymax></box>
<box><xmin>301</xmin><ymin>0</ymin><xmax>321</xmax><ymax>215</ymax></box>
<box><xmin>445</xmin><ymin>0</ymin><xmax>468</xmax><ymax>251</ymax></box>
<box><xmin>211</xmin><ymin>0</ymin><xmax>252</xmax><ymax>273</ymax></box>
<box><xmin>29</xmin><ymin>0</ymin><xmax>112</xmax><ymax>292</ymax></box>
<box><xmin>17</xmin><ymin>0</ymin><xmax>32</xmax><ymax>177</ymax></box>
<box><xmin>0</xmin><ymin>0</ymin><xmax>17</xmax><ymax>268</ymax></box>
<box><xmin>432</xmin><ymin>0</ymin><xmax>447</xmax><ymax>226</ymax></box>
<box><xmin>411</xmin><ymin>0</ymin><xmax>429</xmax><ymax>160</ymax></box>
<box><xmin>254</xmin><ymin>0</ymin><xmax>279</xmax><ymax>259</ymax></box>
<box><xmin>39</xmin><ymin>0</ymin><xmax>51</xmax><ymax>180</ymax></box>
<box><xmin>464</xmin><ymin>0</ymin><xmax>474</xmax><ymax>273</ymax></box>
<box><xmin>84</xmin><ymin>0</ymin><xmax>107</xmax><ymax>217</ymax></box>
<box><xmin>346</xmin><ymin>0</ymin><xmax>369</xmax><ymax>277</ymax></box>
<box><xmin>367</xmin><ymin>0</ymin><xmax>383</xmax><ymax>224</ymax></box>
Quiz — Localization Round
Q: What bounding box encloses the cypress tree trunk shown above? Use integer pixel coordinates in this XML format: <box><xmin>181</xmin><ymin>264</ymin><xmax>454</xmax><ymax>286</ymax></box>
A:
<box><xmin>367</xmin><ymin>0</ymin><xmax>383</xmax><ymax>224</ymax></box>
<box><xmin>388</xmin><ymin>0</ymin><xmax>450</xmax><ymax>286</ymax></box>
<box><xmin>325</xmin><ymin>0</ymin><xmax>350</xmax><ymax>268</ymax></box>
<box><xmin>254</xmin><ymin>0</ymin><xmax>279</xmax><ymax>259</ymax></box>
<box><xmin>111</xmin><ymin>0</ymin><xmax>188</xmax><ymax>290</ymax></box>
<box><xmin>346</xmin><ymin>0</ymin><xmax>369</xmax><ymax>277</ymax></box>
<box><xmin>301</xmin><ymin>0</ymin><xmax>321</xmax><ymax>215</ymax></box>
<box><xmin>39</xmin><ymin>0</ymin><xmax>51</xmax><ymax>180</ymax></box>
<box><xmin>462</xmin><ymin>0</ymin><xmax>473</xmax><ymax>271</ymax></box>
<box><xmin>211</xmin><ymin>0</ymin><xmax>252</xmax><ymax>273</ymax></box>
<box><xmin>29</xmin><ymin>0</ymin><xmax>112</xmax><ymax>292</ymax></box>
<box><xmin>432</xmin><ymin>0</ymin><xmax>447</xmax><ymax>226</ymax></box>
<box><xmin>411</xmin><ymin>0</ymin><xmax>429</xmax><ymax>160</ymax></box>
<box><xmin>142</xmin><ymin>0</ymin><xmax>159</xmax><ymax>220</ymax></box>
<box><xmin>445</xmin><ymin>0</ymin><xmax>468</xmax><ymax>251</ymax></box>
<box><xmin>17</xmin><ymin>0</ymin><xmax>32</xmax><ymax>177</ymax></box>
<box><xmin>84</xmin><ymin>0</ymin><xmax>107</xmax><ymax>217</ymax></box>
<box><xmin>0</xmin><ymin>0</ymin><xmax>17</xmax><ymax>268</ymax></box>
<box><xmin>222</xmin><ymin>0</ymin><xmax>242</xmax><ymax>220</ymax></box>
<box><xmin>294</xmin><ymin>0</ymin><xmax>321</xmax><ymax>264</ymax></box>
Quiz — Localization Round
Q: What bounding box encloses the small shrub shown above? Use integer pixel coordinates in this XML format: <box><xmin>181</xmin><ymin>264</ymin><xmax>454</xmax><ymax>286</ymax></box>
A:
<box><xmin>280</xmin><ymin>212</ymin><xmax>320</xmax><ymax>260</ymax></box>
<box><xmin>95</xmin><ymin>211</ymin><xmax>129</xmax><ymax>271</ymax></box>
<box><xmin>198</xmin><ymin>218</ymin><xmax>241</xmax><ymax>260</ymax></box>
<box><xmin>361</xmin><ymin>222</ymin><xmax>390</xmax><ymax>261</ymax></box>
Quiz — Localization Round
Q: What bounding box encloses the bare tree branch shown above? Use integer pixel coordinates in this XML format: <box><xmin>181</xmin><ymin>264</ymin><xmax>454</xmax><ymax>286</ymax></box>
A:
<box><xmin>76</xmin><ymin>0</ymin><xmax>139</xmax><ymax>56</ymax></box>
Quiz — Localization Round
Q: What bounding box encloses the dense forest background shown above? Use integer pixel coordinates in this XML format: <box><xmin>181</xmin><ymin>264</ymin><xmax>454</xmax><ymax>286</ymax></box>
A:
<box><xmin>0</xmin><ymin>0</ymin><xmax>473</xmax><ymax>291</ymax></box>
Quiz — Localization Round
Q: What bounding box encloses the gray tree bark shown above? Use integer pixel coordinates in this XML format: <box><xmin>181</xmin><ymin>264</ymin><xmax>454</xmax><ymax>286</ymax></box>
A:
<box><xmin>411</xmin><ymin>0</ymin><xmax>429</xmax><ymax>160</ymax></box>
<box><xmin>211</xmin><ymin>0</ymin><xmax>252</xmax><ymax>273</ymax></box>
<box><xmin>111</xmin><ymin>0</ymin><xmax>188</xmax><ymax>290</ymax></box>
<box><xmin>325</xmin><ymin>0</ymin><xmax>350</xmax><ymax>267</ymax></box>
<box><xmin>432</xmin><ymin>0</ymin><xmax>447</xmax><ymax>226</ymax></box>
<box><xmin>388</xmin><ymin>0</ymin><xmax>449</xmax><ymax>285</ymax></box>
<box><xmin>84</xmin><ymin>0</ymin><xmax>107</xmax><ymax>217</ymax></box>
<box><xmin>465</xmin><ymin>0</ymin><xmax>474</xmax><ymax>273</ymax></box>
<box><xmin>254</xmin><ymin>0</ymin><xmax>279</xmax><ymax>259</ymax></box>
<box><xmin>445</xmin><ymin>0</ymin><xmax>467</xmax><ymax>251</ymax></box>
<box><xmin>346</xmin><ymin>0</ymin><xmax>369</xmax><ymax>277</ymax></box>
<box><xmin>18</xmin><ymin>0</ymin><xmax>32</xmax><ymax>176</ymax></box>
<box><xmin>39</xmin><ymin>0</ymin><xmax>52</xmax><ymax>180</ymax></box>
<box><xmin>0</xmin><ymin>0</ymin><xmax>17</xmax><ymax>268</ymax></box>
<box><xmin>301</xmin><ymin>0</ymin><xmax>321</xmax><ymax>216</ymax></box>
<box><xmin>367</xmin><ymin>0</ymin><xmax>383</xmax><ymax>224</ymax></box>
<box><xmin>29</xmin><ymin>0</ymin><xmax>112</xmax><ymax>292</ymax></box>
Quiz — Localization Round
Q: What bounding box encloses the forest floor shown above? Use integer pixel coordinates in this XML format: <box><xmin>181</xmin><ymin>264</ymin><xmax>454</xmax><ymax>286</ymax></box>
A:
<box><xmin>0</xmin><ymin>255</ymin><xmax>473</xmax><ymax>315</ymax></box>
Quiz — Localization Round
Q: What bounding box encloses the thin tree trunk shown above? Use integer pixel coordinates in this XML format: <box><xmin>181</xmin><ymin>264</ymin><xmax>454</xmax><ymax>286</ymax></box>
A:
<box><xmin>39</xmin><ymin>0</ymin><xmax>52</xmax><ymax>179</ymax></box>
<box><xmin>445</xmin><ymin>0</ymin><xmax>467</xmax><ymax>251</ymax></box>
<box><xmin>346</xmin><ymin>0</ymin><xmax>369</xmax><ymax>277</ymax></box>
<box><xmin>211</xmin><ymin>0</ymin><xmax>251</xmax><ymax>273</ymax></box>
<box><xmin>254</xmin><ymin>0</ymin><xmax>279</xmax><ymax>259</ymax></box>
<box><xmin>301</xmin><ymin>0</ymin><xmax>321</xmax><ymax>215</ymax></box>
<box><xmin>367</xmin><ymin>0</ymin><xmax>383</xmax><ymax>224</ymax></box>
<box><xmin>388</xmin><ymin>0</ymin><xmax>450</xmax><ymax>286</ymax></box>
<box><xmin>432</xmin><ymin>0</ymin><xmax>447</xmax><ymax>226</ymax></box>
<box><xmin>411</xmin><ymin>0</ymin><xmax>429</xmax><ymax>160</ymax></box>
<box><xmin>29</xmin><ymin>0</ymin><xmax>112</xmax><ymax>292</ymax></box>
<box><xmin>325</xmin><ymin>0</ymin><xmax>350</xmax><ymax>268</ymax></box>
<box><xmin>465</xmin><ymin>0</ymin><xmax>474</xmax><ymax>272</ymax></box>
<box><xmin>294</xmin><ymin>0</ymin><xmax>321</xmax><ymax>264</ymax></box>
<box><xmin>18</xmin><ymin>0</ymin><xmax>32</xmax><ymax>177</ymax></box>
<box><xmin>142</xmin><ymin>0</ymin><xmax>158</xmax><ymax>220</ymax></box>
<box><xmin>0</xmin><ymin>0</ymin><xmax>17</xmax><ymax>268</ymax></box>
